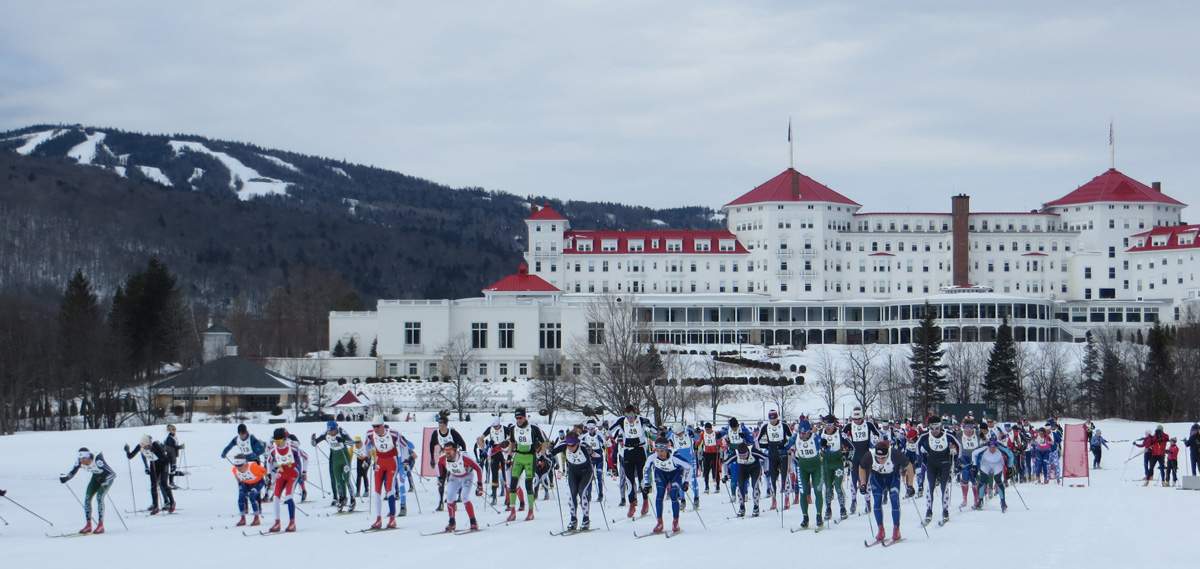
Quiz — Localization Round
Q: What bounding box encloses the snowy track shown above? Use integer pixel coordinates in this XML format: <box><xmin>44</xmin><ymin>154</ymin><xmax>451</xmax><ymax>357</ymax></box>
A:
<box><xmin>0</xmin><ymin>420</ymin><xmax>1194</xmax><ymax>568</ymax></box>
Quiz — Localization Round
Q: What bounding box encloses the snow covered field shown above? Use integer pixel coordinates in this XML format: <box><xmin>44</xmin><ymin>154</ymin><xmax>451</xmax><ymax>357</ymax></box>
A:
<box><xmin>0</xmin><ymin>418</ymin><xmax>1194</xmax><ymax>568</ymax></box>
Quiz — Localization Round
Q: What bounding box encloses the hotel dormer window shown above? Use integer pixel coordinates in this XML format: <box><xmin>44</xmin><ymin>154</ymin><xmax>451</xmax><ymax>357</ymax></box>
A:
<box><xmin>601</xmin><ymin>239</ymin><xmax>618</xmax><ymax>252</ymax></box>
<box><xmin>577</xmin><ymin>240</ymin><xmax>593</xmax><ymax>252</ymax></box>
<box><xmin>667</xmin><ymin>239</ymin><xmax>683</xmax><ymax>252</ymax></box>
<box><xmin>695</xmin><ymin>239</ymin><xmax>711</xmax><ymax>252</ymax></box>
<box><xmin>628</xmin><ymin>239</ymin><xmax>644</xmax><ymax>252</ymax></box>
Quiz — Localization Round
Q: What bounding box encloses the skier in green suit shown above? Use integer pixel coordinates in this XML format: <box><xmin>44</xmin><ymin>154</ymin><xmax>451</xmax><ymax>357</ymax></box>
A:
<box><xmin>311</xmin><ymin>420</ymin><xmax>356</xmax><ymax>511</ymax></box>
<box><xmin>791</xmin><ymin>419</ymin><xmax>824</xmax><ymax>529</ymax></box>
<box><xmin>504</xmin><ymin>408</ymin><xmax>546</xmax><ymax>522</ymax></box>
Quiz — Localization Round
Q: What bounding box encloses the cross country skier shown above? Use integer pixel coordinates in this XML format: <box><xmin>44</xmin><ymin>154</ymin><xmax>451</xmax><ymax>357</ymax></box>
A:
<box><xmin>918</xmin><ymin>415</ymin><xmax>959</xmax><ymax>525</ymax></box>
<box><xmin>230</xmin><ymin>455</ymin><xmax>266</xmax><ymax>526</ymax></box>
<box><xmin>610</xmin><ymin>404</ymin><xmax>657</xmax><ymax>518</ymax></box>
<box><xmin>642</xmin><ymin>435</ymin><xmax>693</xmax><ymax>534</ymax></box>
<box><xmin>841</xmin><ymin>407</ymin><xmax>880</xmax><ymax>515</ymax></box>
<box><xmin>667</xmin><ymin>423</ymin><xmax>700</xmax><ymax>510</ymax></box>
<box><xmin>221</xmin><ymin>424</ymin><xmax>265</xmax><ymax>463</ymax></box>
<box><xmin>791</xmin><ymin>419</ymin><xmax>823</xmax><ymax>529</ymax></box>
<box><xmin>957</xmin><ymin>420</ymin><xmax>983</xmax><ymax>508</ymax></box>
<box><xmin>364</xmin><ymin>415</ymin><xmax>411</xmax><ymax>529</ymax></box>
<box><xmin>125</xmin><ymin>434</ymin><xmax>175</xmax><ymax>514</ymax></box>
<box><xmin>534</xmin><ymin>442</ymin><xmax>556</xmax><ymax>501</ymax></box>
<box><xmin>858</xmin><ymin>440</ymin><xmax>915</xmax><ymax>545</ymax></box>
<box><xmin>312</xmin><ymin>420</ymin><xmax>356</xmax><ymax>511</ymax></box>
<box><xmin>353</xmin><ymin>436</ymin><xmax>370</xmax><ymax>498</ymax></box>
<box><xmin>903</xmin><ymin>428</ymin><xmax>925</xmax><ymax>497</ymax></box>
<box><xmin>717</xmin><ymin>417</ymin><xmax>755</xmax><ymax>501</ymax></box>
<box><xmin>437</xmin><ymin>443</ymin><xmax>483</xmax><ymax>532</ymax></box>
<box><xmin>165</xmin><ymin>424</ymin><xmax>184</xmax><ymax>489</ymax></box>
<box><xmin>579</xmin><ymin>419</ymin><xmax>607</xmax><ymax>503</ymax></box>
<box><xmin>429</xmin><ymin>416</ymin><xmax>467</xmax><ymax>512</ymax></box>
<box><xmin>280</xmin><ymin>429</ymin><xmax>310</xmax><ymax>502</ymax></box>
<box><xmin>971</xmin><ymin>437</ymin><xmax>1014</xmax><ymax>512</ymax></box>
<box><xmin>550</xmin><ymin>432</ymin><xmax>597</xmax><ymax>531</ymax></box>
<box><xmin>505</xmin><ymin>408</ymin><xmax>547</xmax><ymax>522</ymax></box>
<box><xmin>757</xmin><ymin>410</ymin><xmax>792</xmax><ymax>511</ymax></box>
<box><xmin>724</xmin><ymin>443</ymin><xmax>768</xmax><ymax>517</ymax></box>
<box><xmin>1135</xmin><ymin>425</ymin><xmax>1170</xmax><ymax>486</ymax></box>
<box><xmin>1089</xmin><ymin>429</ymin><xmax>1109</xmax><ymax>469</ymax></box>
<box><xmin>699</xmin><ymin>422</ymin><xmax>722</xmax><ymax>494</ymax></box>
<box><xmin>265</xmin><ymin>428</ymin><xmax>300</xmax><ymax>532</ymax></box>
<box><xmin>818</xmin><ymin>416</ymin><xmax>849</xmax><ymax>521</ymax></box>
<box><xmin>477</xmin><ymin>418</ymin><xmax>509</xmax><ymax>505</ymax></box>
<box><xmin>59</xmin><ymin>448</ymin><xmax>116</xmax><ymax>534</ymax></box>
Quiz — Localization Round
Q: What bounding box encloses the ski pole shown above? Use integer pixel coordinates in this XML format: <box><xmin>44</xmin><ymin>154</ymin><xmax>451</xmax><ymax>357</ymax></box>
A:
<box><xmin>107</xmin><ymin>493</ymin><xmax>129</xmax><ymax>530</ymax></box>
<box><xmin>692</xmin><ymin>490</ymin><xmax>708</xmax><ymax>531</ymax></box>
<box><xmin>0</xmin><ymin>512</ymin><xmax>8</xmax><ymax>525</ymax></box>
<box><xmin>553</xmin><ymin>467</ymin><xmax>566</xmax><ymax>532</ymax></box>
<box><xmin>182</xmin><ymin>448</ymin><xmax>191</xmax><ymax>491</ymax></box>
<box><xmin>2</xmin><ymin>494</ymin><xmax>54</xmax><ymax>526</ymax></box>
<box><xmin>127</xmin><ymin>454</ymin><xmax>138</xmax><ymax>512</ymax></box>
<box><xmin>908</xmin><ymin>496</ymin><xmax>929</xmax><ymax>539</ymax></box>
<box><xmin>65</xmin><ymin>483</ymin><xmax>84</xmax><ymax>510</ymax></box>
<box><xmin>1008</xmin><ymin>479</ymin><xmax>1030</xmax><ymax>510</ymax></box>
<box><xmin>313</xmin><ymin>443</ymin><xmax>327</xmax><ymax>499</ymax></box>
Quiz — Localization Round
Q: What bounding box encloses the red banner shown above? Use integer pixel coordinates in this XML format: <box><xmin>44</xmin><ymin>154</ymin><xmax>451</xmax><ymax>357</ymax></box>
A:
<box><xmin>1061</xmin><ymin>423</ymin><xmax>1089</xmax><ymax>480</ymax></box>
<box><xmin>419</xmin><ymin>427</ymin><xmax>438</xmax><ymax>478</ymax></box>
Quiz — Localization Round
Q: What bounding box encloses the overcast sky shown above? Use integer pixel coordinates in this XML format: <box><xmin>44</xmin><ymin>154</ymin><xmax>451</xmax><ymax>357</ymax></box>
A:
<box><xmin>3</xmin><ymin>1</ymin><xmax>1198</xmax><ymax>213</ymax></box>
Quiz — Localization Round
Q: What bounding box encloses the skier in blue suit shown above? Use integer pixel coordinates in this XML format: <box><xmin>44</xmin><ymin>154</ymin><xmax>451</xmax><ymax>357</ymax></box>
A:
<box><xmin>642</xmin><ymin>436</ymin><xmax>693</xmax><ymax>534</ymax></box>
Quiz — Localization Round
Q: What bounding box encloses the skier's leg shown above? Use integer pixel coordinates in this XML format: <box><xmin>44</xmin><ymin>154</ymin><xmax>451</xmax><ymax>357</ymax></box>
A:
<box><xmin>888</xmin><ymin>481</ymin><xmax>900</xmax><ymax>528</ymax></box>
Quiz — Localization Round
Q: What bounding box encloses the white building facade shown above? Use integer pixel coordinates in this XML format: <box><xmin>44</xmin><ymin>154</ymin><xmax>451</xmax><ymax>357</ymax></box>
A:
<box><xmin>330</xmin><ymin>166</ymin><xmax>1195</xmax><ymax>379</ymax></box>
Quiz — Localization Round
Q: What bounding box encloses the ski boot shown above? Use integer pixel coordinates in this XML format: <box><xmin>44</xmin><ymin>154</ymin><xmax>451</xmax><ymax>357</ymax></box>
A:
<box><xmin>815</xmin><ymin>514</ymin><xmax>823</xmax><ymax>529</ymax></box>
<box><xmin>436</xmin><ymin>501</ymin><xmax>444</xmax><ymax>512</ymax></box>
<box><xmin>924</xmin><ymin>508</ymin><xmax>933</xmax><ymax>526</ymax></box>
<box><xmin>799</xmin><ymin>514</ymin><xmax>809</xmax><ymax>529</ymax></box>
<box><xmin>581</xmin><ymin>516</ymin><xmax>590</xmax><ymax>530</ymax></box>
<box><xmin>849</xmin><ymin>500</ymin><xmax>856</xmax><ymax>515</ymax></box>
<box><xmin>149</xmin><ymin>506</ymin><xmax>160</xmax><ymax>516</ymax></box>
<box><xmin>525</xmin><ymin>507</ymin><xmax>535</xmax><ymax>521</ymax></box>
<box><xmin>251</xmin><ymin>515</ymin><xmax>262</xmax><ymax>526</ymax></box>
<box><xmin>1001</xmin><ymin>500</ymin><xmax>1008</xmax><ymax>513</ymax></box>
<box><xmin>627</xmin><ymin>498</ymin><xmax>637</xmax><ymax>518</ymax></box>
<box><xmin>236</xmin><ymin>515</ymin><xmax>247</xmax><ymax>527</ymax></box>
<box><xmin>567</xmin><ymin>517</ymin><xmax>577</xmax><ymax>532</ymax></box>
<box><xmin>167</xmin><ymin>503</ymin><xmax>175</xmax><ymax>514</ymax></box>
<box><xmin>348</xmin><ymin>498</ymin><xmax>356</xmax><ymax>512</ymax></box>
<box><xmin>330</xmin><ymin>498</ymin><xmax>339</xmax><ymax>508</ymax></box>
<box><xmin>93</xmin><ymin>521</ymin><xmax>105</xmax><ymax>535</ymax></box>
<box><xmin>619</xmin><ymin>497</ymin><xmax>626</xmax><ymax>508</ymax></box>
<box><xmin>770</xmin><ymin>495</ymin><xmax>778</xmax><ymax>511</ymax></box>
<box><xmin>671</xmin><ymin>517</ymin><xmax>680</xmax><ymax>533</ymax></box>
<box><xmin>469</xmin><ymin>518</ymin><xmax>479</xmax><ymax>531</ymax></box>
<box><xmin>285</xmin><ymin>519</ymin><xmax>296</xmax><ymax>533</ymax></box>
<box><xmin>398</xmin><ymin>504</ymin><xmax>407</xmax><ymax>517</ymax></box>
<box><xmin>79</xmin><ymin>521</ymin><xmax>93</xmax><ymax>535</ymax></box>
<box><xmin>445</xmin><ymin>519</ymin><xmax>456</xmax><ymax>533</ymax></box>
<box><xmin>370</xmin><ymin>516</ymin><xmax>383</xmax><ymax>530</ymax></box>
<box><xmin>652</xmin><ymin>518</ymin><xmax>664</xmax><ymax>534</ymax></box>
<box><xmin>737</xmin><ymin>502</ymin><xmax>746</xmax><ymax>518</ymax></box>
<box><xmin>505</xmin><ymin>507</ymin><xmax>517</xmax><ymax>522</ymax></box>
<box><xmin>917</xmin><ymin>487</ymin><xmax>924</xmax><ymax>498</ymax></box>
<box><xmin>694</xmin><ymin>496</ymin><xmax>700</xmax><ymax>510</ymax></box>
<box><xmin>942</xmin><ymin>509</ymin><xmax>950</xmax><ymax>524</ymax></box>
<box><xmin>752</xmin><ymin>502</ymin><xmax>760</xmax><ymax>517</ymax></box>
<box><xmin>873</xmin><ymin>525</ymin><xmax>885</xmax><ymax>543</ymax></box>
<box><xmin>386</xmin><ymin>515</ymin><xmax>397</xmax><ymax>529</ymax></box>
<box><xmin>268</xmin><ymin>519</ymin><xmax>282</xmax><ymax>533</ymax></box>
<box><xmin>891</xmin><ymin>526</ymin><xmax>902</xmax><ymax>542</ymax></box>
<box><xmin>840</xmin><ymin>505</ymin><xmax>848</xmax><ymax>520</ymax></box>
<box><xmin>640</xmin><ymin>497</ymin><xmax>649</xmax><ymax>517</ymax></box>
<box><xmin>783</xmin><ymin>494</ymin><xmax>791</xmax><ymax>510</ymax></box>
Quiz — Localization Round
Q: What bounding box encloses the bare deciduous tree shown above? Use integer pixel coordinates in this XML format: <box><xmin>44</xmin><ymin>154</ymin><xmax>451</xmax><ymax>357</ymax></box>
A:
<box><xmin>842</xmin><ymin>343</ymin><xmax>883</xmax><ymax>415</ymax></box>
<box><xmin>945</xmin><ymin>343</ymin><xmax>986</xmax><ymax>404</ymax></box>
<box><xmin>811</xmin><ymin>346</ymin><xmax>840</xmax><ymax>416</ymax></box>
<box><xmin>569</xmin><ymin>295</ymin><xmax>647</xmax><ymax>415</ymax></box>
<box><xmin>435</xmin><ymin>335</ymin><xmax>485</xmax><ymax>420</ymax></box>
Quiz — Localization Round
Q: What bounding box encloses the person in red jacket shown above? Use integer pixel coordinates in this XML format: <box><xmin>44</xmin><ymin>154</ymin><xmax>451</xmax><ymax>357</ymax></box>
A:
<box><xmin>1166</xmin><ymin>439</ymin><xmax>1180</xmax><ymax>486</ymax></box>
<box><xmin>1134</xmin><ymin>425</ymin><xmax>1170</xmax><ymax>486</ymax></box>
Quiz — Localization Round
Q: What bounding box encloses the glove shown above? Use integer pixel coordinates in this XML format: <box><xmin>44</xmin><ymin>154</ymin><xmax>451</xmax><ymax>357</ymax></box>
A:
<box><xmin>145</xmin><ymin>469</ymin><xmax>151</xmax><ymax>475</ymax></box>
<box><xmin>124</xmin><ymin>444</ymin><xmax>130</xmax><ymax>453</ymax></box>
<box><xmin>59</xmin><ymin>475</ymin><xmax>69</xmax><ymax>484</ymax></box>
<box><xmin>343</xmin><ymin>465</ymin><xmax>351</xmax><ymax>474</ymax></box>
<box><xmin>906</xmin><ymin>484</ymin><xmax>915</xmax><ymax>498</ymax></box>
<box><xmin>642</xmin><ymin>484</ymin><xmax>651</xmax><ymax>494</ymax></box>
<box><xmin>0</xmin><ymin>489</ymin><xmax>5</xmax><ymax>497</ymax></box>
<box><xmin>858</xmin><ymin>484</ymin><xmax>867</xmax><ymax>494</ymax></box>
<box><xmin>476</xmin><ymin>487</ymin><xmax>484</xmax><ymax>497</ymax></box>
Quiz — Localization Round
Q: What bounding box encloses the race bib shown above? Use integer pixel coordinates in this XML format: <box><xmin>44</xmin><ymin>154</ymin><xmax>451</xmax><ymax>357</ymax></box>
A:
<box><xmin>625</xmin><ymin>421</ymin><xmax>643</xmax><ymax>439</ymax></box>
<box><xmin>871</xmin><ymin>455</ymin><xmax>895</xmax><ymax>475</ymax></box>
<box><xmin>374</xmin><ymin>433</ymin><xmax>395</xmax><ymax>453</ymax></box>
<box><xmin>566</xmin><ymin>447</ymin><xmax>589</xmax><ymax>466</ymax></box>
<box><xmin>703</xmin><ymin>433</ymin><xmax>717</xmax><ymax>447</ymax></box>
<box><xmin>515</xmin><ymin>426</ymin><xmax>533</xmax><ymax>446</ymax></box>
<box><xmin>727</xmin><ymin>430</ymin><xmax>743</xmax><ymax>445</ymax></box>
<box><xmin>795</xmin><ymin>438</ymin><xmax>818</xmax><ymax>459</ymax></box>
<box><xmin>824</xmin><ymin>433</ymin><xmax>842</xmax><ymax>452</ymax></box>
<box><xmin>962</xmin><ymin>434</ymin><xmax>979</xmax><ymax>451</ymax></box>
<box><xmin>672</xmin><ymin>433</ymin><xmax>691</xmax><ymax>450</ymax></box>
<box><xmin>766</xmin><ymin>423</ymin><xmax>785</xmax><ymax>442</ymax></box>
<box><xmin>653</xmin><ymin>457</ymin><xmax>678</xmax><ymax>471</ymax></box>
<box><xmin>850</xmin><ymin>422</ymin><xmax>869</xmax><ymax>442</ymax></box>
<box><xmin>928</xmin><ymin>434</ymin><xmax>948</xmax><ymax>452</ymax></box>
<box><xmin>445</xmin><ymin>457</ymin><xmax>467</xmax><ymax>476</ymax></box>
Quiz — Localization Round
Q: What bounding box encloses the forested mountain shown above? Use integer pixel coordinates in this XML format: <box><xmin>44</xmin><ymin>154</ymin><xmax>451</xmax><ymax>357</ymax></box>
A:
<box><xmin>0</xmin><ymin>124</ymin><xmax>721</xmax><ymax>307</ymax></box>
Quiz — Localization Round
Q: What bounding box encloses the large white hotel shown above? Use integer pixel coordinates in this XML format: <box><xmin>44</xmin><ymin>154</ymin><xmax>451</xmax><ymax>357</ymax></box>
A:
<box><xmin>329</xmin><ymin>166</ymin><xmax>1198</xmax><ymax>379</ymax></box>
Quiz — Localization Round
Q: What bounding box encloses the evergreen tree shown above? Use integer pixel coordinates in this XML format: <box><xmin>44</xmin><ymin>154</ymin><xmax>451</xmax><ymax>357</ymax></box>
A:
<box><xmin>1142</xmin><ymin>322</ymin><xmax>1176</xmax><ymax>419</ymax></box>
<box><xmin>333</xmin><ymin>340</ymin><xmax>346</xmax><ymax>358</ymax></box>
<box><xmin>982</xmin><ymin>316</ymin><xmax>1020</xmax><ymax>418</ymax></box>
<box><xmin>369</xmin><ymin>337</ymin><xmax>378</xmax><ymax>358</ymax></box>
<box><xmin>346</xmin><ymin>337</ymin><xmax>358</xmax><ymax>357</ymax></box>
<box><xmin>1078</xmin><ymin>333</ymin><xmax>1101</xmax><ymax>415</ymax></box>
<box><xmin>909</xmin><ymin>302</ymin><xmax>948</xmax><ymax>416</ymax></box>
<box><xmin>58</xmin><ymin>270</ymin><xmax>104</xmax><ymax>428</ymax></box>
<box><xmin>1099</xmin><ymin>347</ymin><xmax>1129</xmax><ymax>417</ymax></box>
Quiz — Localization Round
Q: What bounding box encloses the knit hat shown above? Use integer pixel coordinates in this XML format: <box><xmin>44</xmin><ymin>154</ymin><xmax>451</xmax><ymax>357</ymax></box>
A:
<box><xmin>565</xmin><ymin>434</ymin><xmax>580</xmax><ymax>446</ymax></box>
<box><xmin>874</xmin><ymin>440</ymin><xmax>890</xmax><ymax>456</ymax></box>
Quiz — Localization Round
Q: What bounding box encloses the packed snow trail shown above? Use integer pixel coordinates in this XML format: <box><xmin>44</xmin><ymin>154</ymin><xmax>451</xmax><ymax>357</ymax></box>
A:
<box><xmin>0</xmin><ymin>419</ymin><xmax>1193</xmax><ymax>568</ymax></box>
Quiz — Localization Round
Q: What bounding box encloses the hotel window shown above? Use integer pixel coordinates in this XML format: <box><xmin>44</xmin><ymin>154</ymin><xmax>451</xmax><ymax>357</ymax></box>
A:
<box><xmin>498</xmin><ymin>322</ymin><xmax>515</xmax><ymax>349</ymax></box>
<box><xmin>471</xmin><ymin>323</ymin><xmax>488</xmax><ymax>349</ymax></box>
<box><xmin>404</xmin><ymin>322</ymin><xmax>421</xmax><ymax>345</ymax></box>
<box><xmin>539</xmin><ymin>323</ymin><xmax>562</xmax><ymax>349</ymax></box>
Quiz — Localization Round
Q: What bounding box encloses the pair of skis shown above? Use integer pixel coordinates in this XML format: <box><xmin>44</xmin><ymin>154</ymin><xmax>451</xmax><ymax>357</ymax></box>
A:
<box><xmin>864</xmin><ymin>537</ymin><xmax>904</xmax><ymax>547</ymax></box>
<box><xmin>420</xmin><ymin>527</ymin><xmax>483</xmax><ymax>536</ymax></box>
<box><xmin>633</xmin><ymin>528</ymin><xmax>681</xmax><ymax>539</ymax></box>
<box><xmin>45</xmin><ymin>531</ymin><xmax>95</xmax><ymax>539</ymax></box>
<box><xmin>549</xmin><ymin>528</ymin><xmax>592</xmax><ymax>536</ymax></box>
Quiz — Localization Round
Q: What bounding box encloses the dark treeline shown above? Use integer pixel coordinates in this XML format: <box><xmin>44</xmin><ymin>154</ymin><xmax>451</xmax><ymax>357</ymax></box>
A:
<box><xmin>0</xmin><ymin>259</ymin><xmax>364</xmax><ymax>434</ymax></box>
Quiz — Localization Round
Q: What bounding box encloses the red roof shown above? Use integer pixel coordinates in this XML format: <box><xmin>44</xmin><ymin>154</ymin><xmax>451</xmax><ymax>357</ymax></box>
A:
<box><xmin>528</xmin><ymin>204</ymin><xmax>567</xmax><ymax>221</ymax></box>
<box><xmin>331</xmin><ymin>390</ymin><xmax>365</xmax><ymax>407</ymax></box>
<box><xmin>1126</xmin><ymin>224</ymin><xmax>1200</xmax><ymax>253</ymax></box>
<box><xmin>726</xmin><ymin>168</ymin><xmax>859</xmax><ymax>207</ymax></box>
<box><xmin>483</xmin><ymin>263</ymin><xmax>560</xmax><ymax>293</ymax></box>
<box><xmin>563</xmin><ymin>229</ymin><xmax>748</xmax><ymax>255</ymax></box>
<box><xmin>1044</xmin><ymin>169</ymin><xmax>1185</xmax><ymax>208</ymax></box>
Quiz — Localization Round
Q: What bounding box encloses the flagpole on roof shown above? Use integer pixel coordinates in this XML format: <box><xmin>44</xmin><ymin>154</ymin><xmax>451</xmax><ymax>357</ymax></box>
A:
<box><xmin>787</xmin><ymin>117</ymin><xmax>794</xmax><ymax>170</ymax></box>
<box><xmin>1109</xmin><ymin>118</ymin><xmax>1115</xmax><ymax>169</ymax></box>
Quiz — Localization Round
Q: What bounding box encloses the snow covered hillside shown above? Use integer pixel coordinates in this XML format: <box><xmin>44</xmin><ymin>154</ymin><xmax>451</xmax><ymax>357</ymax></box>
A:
<box><xmin>0</xmin><ymin>418</ymin><xmax>1194</xmax><ymax>568</ymax></box>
